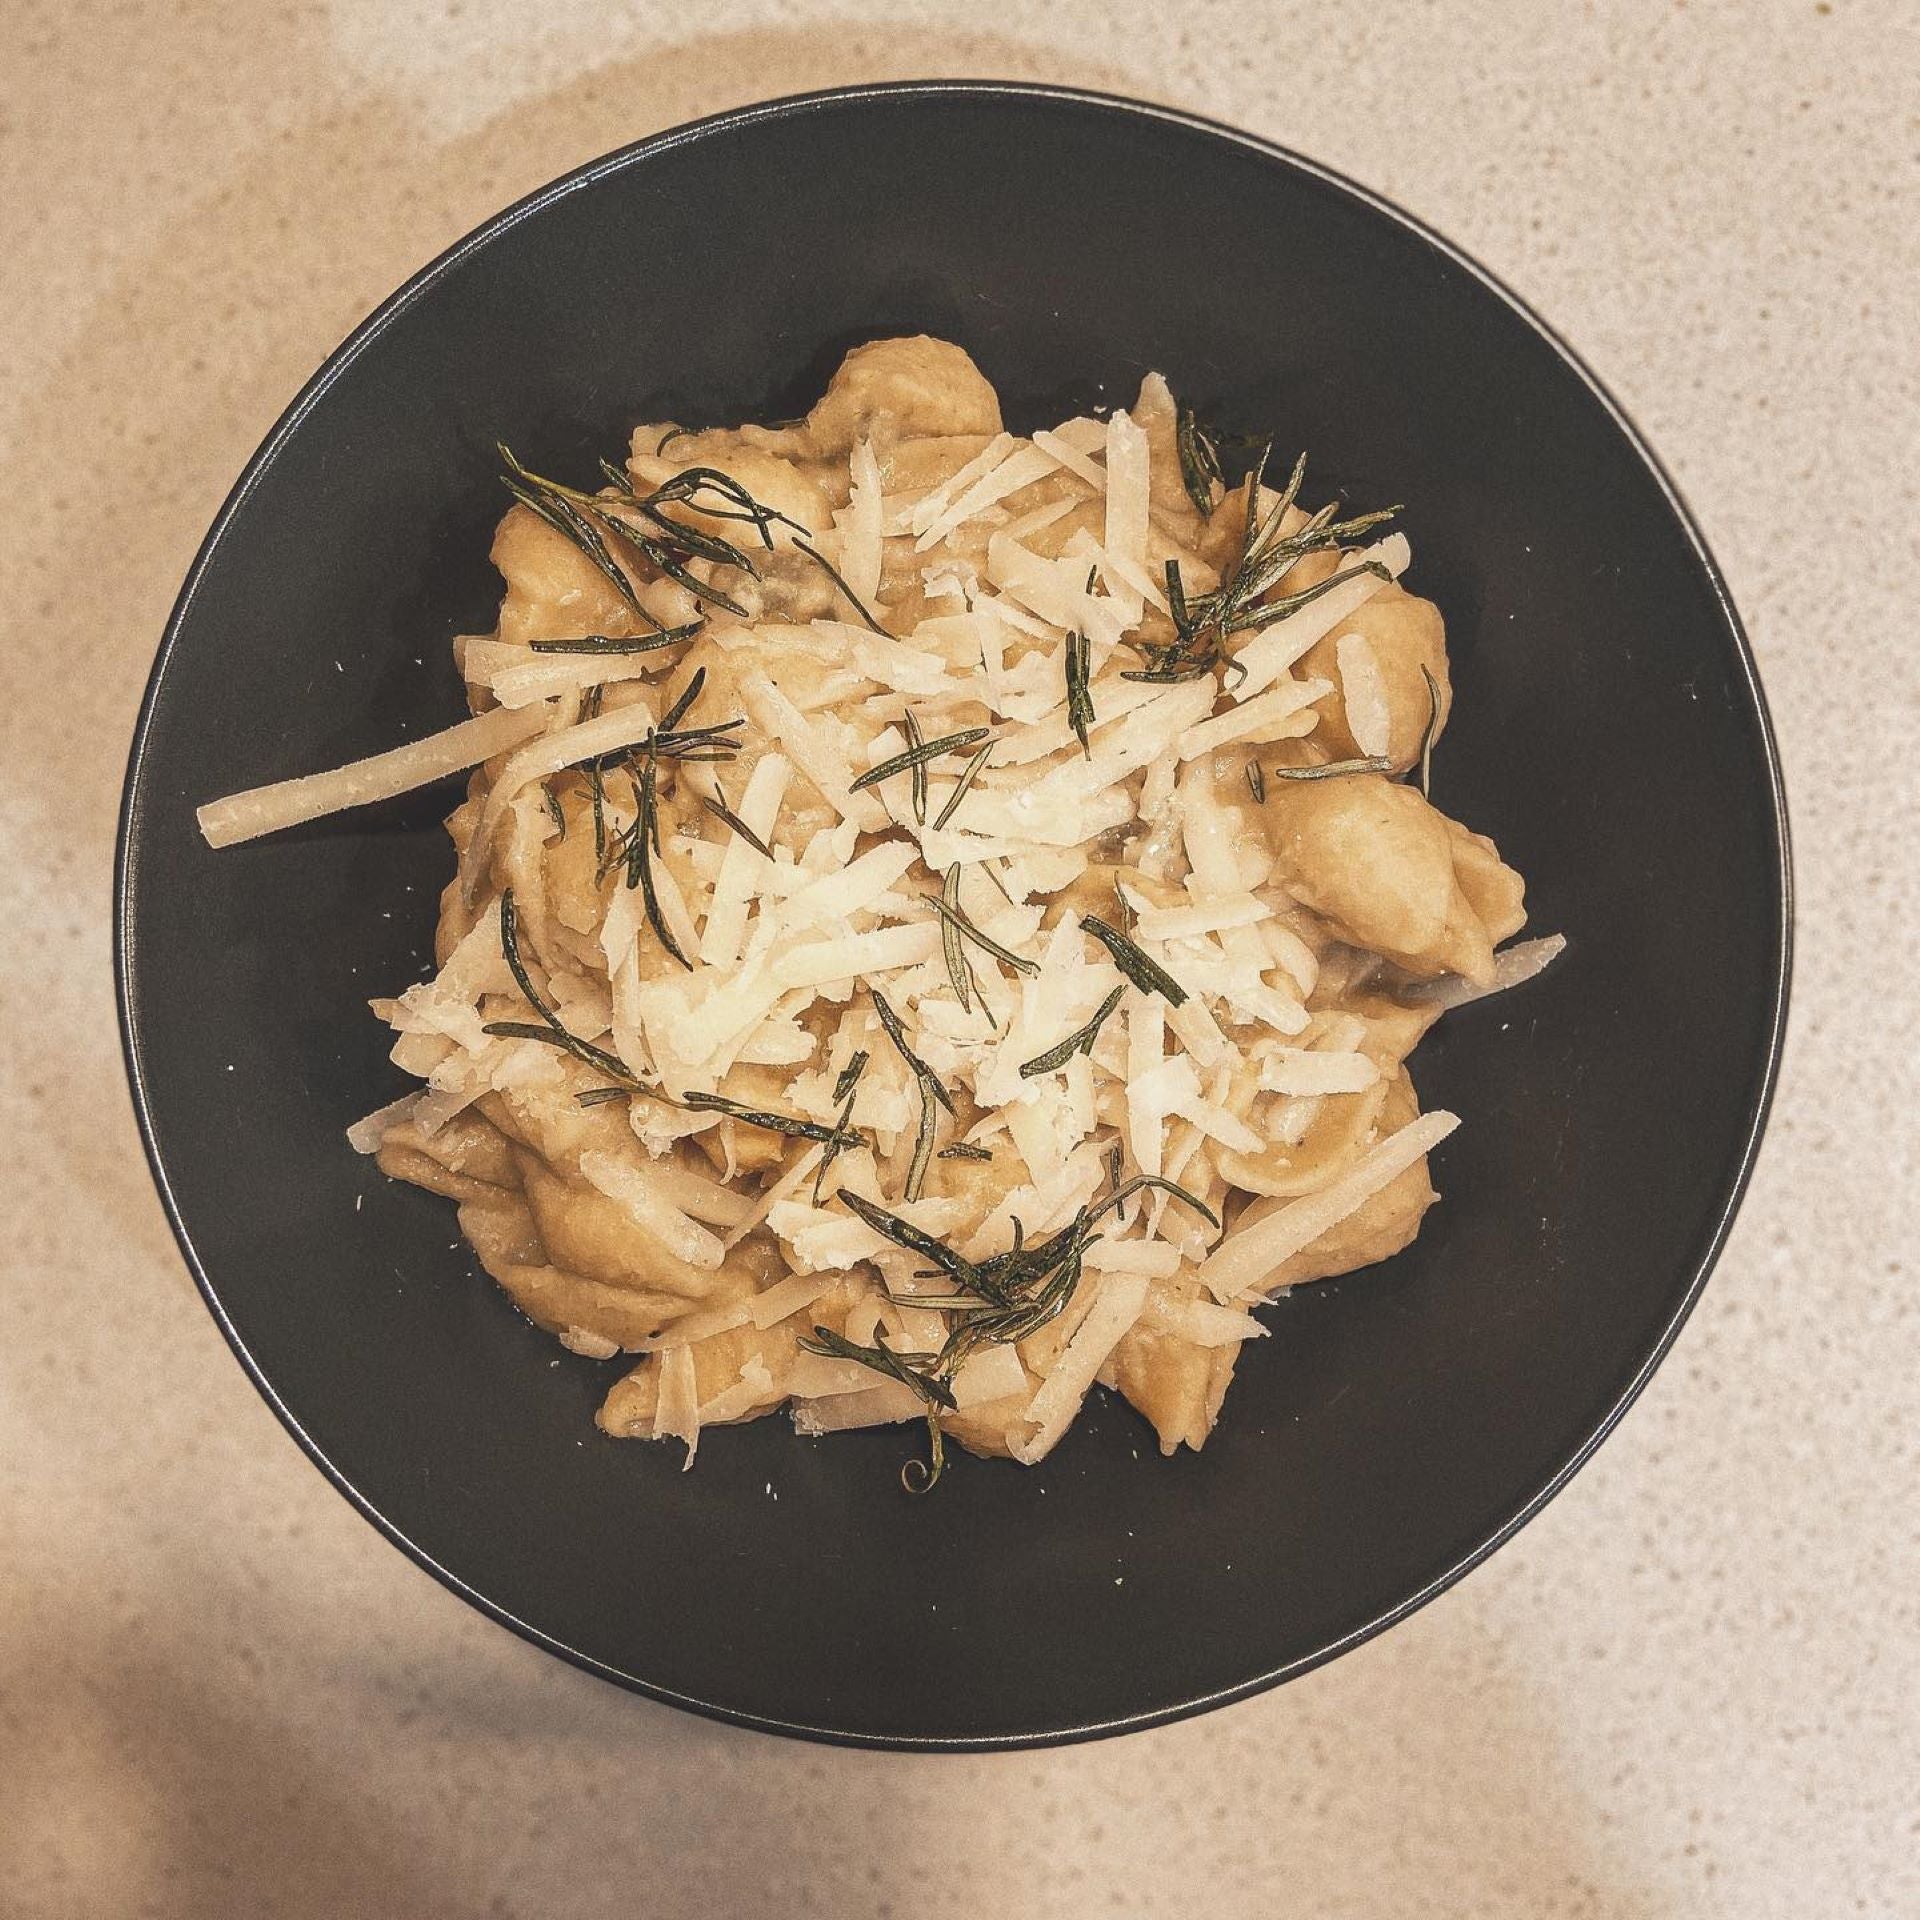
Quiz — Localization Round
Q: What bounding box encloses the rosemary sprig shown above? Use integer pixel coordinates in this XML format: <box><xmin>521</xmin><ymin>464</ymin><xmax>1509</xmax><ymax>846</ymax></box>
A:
<box><xmin>1089</xmin><ymin>1172</ymin><xmax>1221</xmax><ymax>1231</ymax></box>
<box><xmin>938</xmin><ymin>866</ymin><xmax>978</xmax><ymax>1012</ymax></box>
<box><xmin>1019</xmin><ymin>984</ymin><xmax>1125</xmax><ymax>1078</ymax></box>
<box><xmin>527</xmin><ymin>626</ymin><xmax>702</xmax><ymax>655</ymax></box>
<box><xmin>700</xmin><ymin>785</ymin><xmax>774</xmax><ymax>859</ymax></box>
<box><xmin>1080</xmin><ymin>914</ymin><xmax>1190</xmax><ymax>1006</ymax></box>
<box><xmin>870</xmin><ymin>990</ymin><xmax>954</xmax><ymax>1114</ymax></box>
<box><xmin>680</xmin><ymin>1089</ymin><xmax>861</xmax><ymax>1148</ymax></box>
<box><xmin>813</xmin><ymin>1052</ymin><xmax>867</xmax><ymax>1205</ymax></box>
<box><xmin>1270</xmin><ymin>756</ymin><xmax>1392</xmax><ymax>782</ymax></box>
<box><xmin>849</xmin><ymin>726</ymin><xmax>993</xmax><ymax>794</ymax></box>
<box><xmin>937</xmin><ymin>1141</ymin><xmax>994</xmax><ymax>1162</ymax></box>
<box><xmin>835</xmin><ymin>1191</ymin><xmax>998</xmax><ymax>1297</ymax></box>
<box><xmin>1065</xmin><ymin>627</ymin><xmax>1095</xmax><ymax>757</ymax></box>
<box><xmin>932</xmin><ymin>740</ymin><xmax>992</xmax><ymax>831</ymax></box>
<box><xmin>798</xmin><ymin>1326</ymin><xmax>956</xmax><ymax>1412</ymax></box>
<box><xmin>1418</xmin><ymin>664</ymin><xmax>1441</xmax><ymax>797</ymax></box>
<box><xmin>929</xmin><ymin>889</ymin><xmax>1040</xmax><ymax>977</ymax></box>
<box><xmin>903</xmin><ymin>711</ymin><xmax>929</xmax><ymax>826</ymax></box>
<box><xmin>498</xmin><ymin>446</ymin><xmax>655</xmax><ymax>624</ymax></box>
<box><xmin>660</xmin><ymin>665</ymin><xmax>707</xmax><ymax>733</ymax></box>
<box><xmin>494</xmin><ymin>888</ymin><xmax>643</xmax><ymax>1086</ymax></box>
<box><xmin>1175</xmin><ymin>403</ymin><xmax>1224</xmax><ymax>515</ymax></box>
<box><xmin>795</xmin><ymin>537</ymin><xmax>889</xmax><ymax>635</ymax></box>
<box><xmin>622</xmin><ymin>761</ymin><xmax>692</xmax><ymax>970</ymax></box>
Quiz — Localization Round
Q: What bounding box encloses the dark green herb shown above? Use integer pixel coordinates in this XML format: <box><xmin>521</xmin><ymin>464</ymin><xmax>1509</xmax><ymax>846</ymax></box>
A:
<box><xmin>798</xmin><ymin>1326</ymin><xmax>956</xmax><ymax>1412</ymax></box>
<box><xmin>1080</xmin><ymin>914</ymin><xmax>1190</xmax><ymax>1006</ymax></box>
<box><xmin>700</xmin><ymin>788</ymin><xmax>773</xmax><ymax>859</ymax></box>
<box><xmin>932</xmin><ymin>740</ymin><xmax>993</xmax><ymax>831</ymax></box>
<box><xmin>929</xmin><ymin>887</ymin><xmax>1040</xmax><ymax>977</ymax></box>
<box><xmin>680</xmin><ymin>1090</ymin><xmax>861</xmax><ymax>1148</ymax></box>
<box><xmin>1065</xmin><ymin>627</ymin><xmax>1095</xmax><ymax>757</ymax></box>
<box><xmin>660</xmin><ymin>665</ymin><xmax>707</xmax><ymax>734</ymax></box>
<box><xmin>795</xmin><ymin>537</ymin><xmax>889</xmax><ymax>635</ymax></box>
<box><xmin>1245</xmin><ymin>760</ymin><xmax>1266</xmax><ymax>803</ymax></box>
<box><xmin>542</xmin><ymin>786</ymin><xmax>567</xmax><ymax>838</ymax></box>
<box><xmin>528</xmin><ymin>626</ymin><xmax>701</xmax><ymax>655</ymax></box>
<box><xmin>835</xmin><ymin>1191</ymin><xmax>996</xmax><ymax>1296</ymax></box>
<box><xmin>626</xmin><ymin>760</ymin><xmax>693</xmax><ymax>971</ymax></box>
<box><xmin>574</xmin><ymin>1086</ymin><xmax>631</xmax><ymax>1107</ymax></box>
<box><xmin>938</xmin><ymin>867</ymin><xmax>978</xmax><ymax>1013</ymax></box>
<box><xmin>1089</xmin><ymin>1173</ymin><xmax>1220</xmax><ymax>1231</ymax></box>
<box><xmin>832</xmin><ymin>1050</ymin><xmax>871</xmax><ymax>1105</ymax></box>
<box><xmin>495</xmin><ymin>888</ymin><xmax>643</xmax><ymax>1085</ymax></box>
<box><xmin>498</xmin><ymin>445</ymin><xmax>654</xmax><ymax>623</ymax></box>
<box><xmin>848</xmin><ymin>726</ymin><xmax>993</xmax><ymax>795</ymax></box>
<box><xmin>1175</xmin><ymin>403</ymin><xmax>1225</xmax><ymax>515</ymax></box>
<box><xmin>903</xmin><ymin>711</ymin><xmax>929</xmax><ymax>826</ymax></box>
<box><xmin>1270</xmin><ymin>756</ymin><xmax>1392</xmax><ymax>781</ymax></box>
<box><xmin>1019</xmin><ymin>984</ymin><xmax>1125</xmax><ymax>1078</ymax></box>
<box><xmin>1418</xmin><ymin>664</ymin><xmax>1441</xmax><ymax>798</ymax></box>
<box><xmin>870</xmin><ymin>990</ymin><xmax>953</xmax><ymax>1115</ymax></box>
<box><xmin>937</xmin><ymin>1141</ymin><xmax>994</xmax><ymax>1163</ymax></box>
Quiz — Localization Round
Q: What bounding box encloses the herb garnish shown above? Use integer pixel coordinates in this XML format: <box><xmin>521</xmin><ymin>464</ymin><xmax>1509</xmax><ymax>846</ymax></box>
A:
<box><xmin>489</xmin><ymin>888</ymin><xmax>644</xmax><ymax>1085</ymax></box>
<box><xmin>700</xmin><ymin>777</ymin><xmax>775</xmax><ymax>857</ymax></box>
<box><xmin>1245</xmin><ymin>760</ymin><xmax>1266</xmax><ymax>803</ymax></box>
<box><xmin>679</xmin><ymin>1089</ymin><xmax>862</xmax><ymax>1148</ymax></box>
<box><xmin>1270</xmin><ymin>756</ymin><xmax>1392</xmax><ymax>782</ymax></box>
<box><xmin>930</xmin><ymin>882</ymin><xmax>1040</xmax><ymax>978</ymax></box>
<box><xmin>1418</xmin><ymin>664</ymin><xmax>1441</xmax><ymax>798</ymax></box>
<box><xmin>932</xmin><ymin>738</ymin><xmax>992</xmax><ymax>830</ymax></box>
<box><xmin>1080</xmin><ymin>914</ymin><xmax>1190</xmax><ymax>1007</ymax></box>
<box><xmin>1176</xmin><ymin>404</ymin><xmax>1224</xmax><ymax>515</ymax></box>
<box><xmin>903</xmin><ymin>711</ymin><xmax>930</xmax><ymax>826</ymax></box>
<box><xmin>528</xmin><ymin>627</ymin><xmax>701</xmax><ymax>655</ymax></box>
<box><xmin>1019</xmin><ymin>984</ymin><xmax>1125</xmax><ymax>1078</ymax></box>
<box><xmin>1065</xmin><ymin>627</ymin><xmax>1095</xmax><ymax>757</ymax></box>
<box><xmin>849</xmin><ymin>726</ymin><xmax>993</xmax><ymax>795</ymax></box>
<box><xmin>938</xmin><ymin>867</ymin><xmax>979</xmax><ymax>1012</ymax></box>
<box><xmin>937</xmin><ymin>1141</ymin><xmax>994</xmax><ymax>1162</ymax></box>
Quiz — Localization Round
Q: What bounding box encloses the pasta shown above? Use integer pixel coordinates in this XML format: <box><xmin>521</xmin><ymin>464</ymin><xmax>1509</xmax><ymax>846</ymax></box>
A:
<box><xmin>199</xmin><ymin>336</ymin><xmax>1555</xmax><ymax>1486</ymax></box>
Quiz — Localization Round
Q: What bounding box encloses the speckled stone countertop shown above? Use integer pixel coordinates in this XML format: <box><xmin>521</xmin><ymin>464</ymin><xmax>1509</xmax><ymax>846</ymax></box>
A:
<box><xmin>3</xmin><ymin>2</ymin><xmax>1915</xmax><ymax>1914</ymax></box>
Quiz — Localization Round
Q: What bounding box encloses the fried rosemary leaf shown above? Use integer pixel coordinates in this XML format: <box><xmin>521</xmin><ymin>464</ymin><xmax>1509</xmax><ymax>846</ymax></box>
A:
<box><xmin>813</xmin><ymin>1077</ymin><xmax>863</xmax><ymax>1206</ymax></box>
<box><xmin>1246</xmin><ymin>760</ymin><xmax>1267</xmax><ymax>803</ymax></box>
<box><xmin>929</xmin><ymin>890</ymin><xmax>1040</xmax><ymax>977</ymax></box>
<box><xmin>938</xmin><ymin>866</ymin><xmax>977</xmax><ymax>1013</ymax></box>
<box><xmin>903</xmin><ymin>711</ymin><xmax>929</xmax><ymax>826</ymax></box>
<box><xmin>870</xmin><ymin>990</ymin><xmax>954</xmax><ymax>1114</ymax></box>
<box><xmin>660</xmin><ymin>664</ymin><xmax>707</xmax><ymax>734</ymax></box>
<box><xmin>1270</xmin><ymin>756</ymin><xmax>1393</xmax><ymax>781</ymax></box>
<box><xmin>848</xmin><ymin>726</ymin><xmax>993</xmax><ymax>794</ymax></box>
<box><xmin>626</xmin><ymin>760</ymin><xmax>693</xmax><ymax>971</ymax></box>
<box><xmin>834</xmin><ymin>1191</ymin><xmax>996</xmax><ymax>1297</ymax></box>
<box><xmin>1089</xmin><ymin>1173</ymin><xmax>1221</xmax><ymax>1231</ymax></box>
<box><xmin>528</xmin><ymin>627</ymin><xmax>702</xmax><ymax>655</ymax></box>
<box><xmin>1418</xmin><ymin>663</ymin><xmax>1441</xmax><ymax>797</ymax></box>
<box><xmin>495</xmin><ymin>888</ymin><xmax>643</xmax><ymax>1085</ymax></box>
<box><xmin>498</xmin><ymin>447</ymin><xmax>654</xmax><ymax>623</ymax></box>
<box><xmin>1175</xmin><ymin>403</ymin><xmax>1224</xmax><ymax>515</ymax></box>
<box><xmin>832</xmin><ymin>1050</ymin><xmax>871</xmax><ymax>1105</ymax></box>
<box><xmin>1018</xmin><ymin>984</ymin><xmax>1125</xmax><ymax>1079</ymax></box>
<box><xmin>932</xmin><ymin>740</ymin><xmax>992</xmax><ymax>830</ymax></box>
<box><xmin>679</xmin><ymin>1090</ymin><xmax>861</xmax><ymax>1148</ymax></box>
<box><xmin>542</xmin><ymin>786</ymin><xmax>567</xmax><ymax>838</ymax></box>
<box><xmin>700</xmin><ymin>787</ymin><xmax>773</xmax><ymax>859</ymax></box>
<box><xmin>574</xmin><ymin>1086</ymin><xmax>631</xmax><ymax>1107</ymax></box>
<box><xmin>795</xmin><ymin>537</ymin><xmax>890</xmax><ymax>636</ymax></box>
<box><xmin>798</xmin><ymin>1326</ymin><xmax>957</xmax><ymax>1412</ymax></box>
<box><xmin>904</xmin><ymin>1082</ymin><xmax>939</xmax><ymax>1203</ymax></box>
<box><xmin>1065</xmin><ymin>627</ymin><xmax>1094</xmax><ymax>757</ymax></box>
<box><xmin>937</xmin><ymin>1140</ymin><xmax>994</xmax><ymax>1162</ymax></box>
<box><xmin>1079</xmin><ymin>914</ymin><xmax>1190</xmax><ymax>1006</ymax></box>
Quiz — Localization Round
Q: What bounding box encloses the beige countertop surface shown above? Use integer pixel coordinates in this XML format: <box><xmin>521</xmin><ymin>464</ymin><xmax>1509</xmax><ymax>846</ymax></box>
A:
<box><xmin>3</xmin><ymin>2</ymin><xmax>1915</xmax><ymax>1914</ymax></box>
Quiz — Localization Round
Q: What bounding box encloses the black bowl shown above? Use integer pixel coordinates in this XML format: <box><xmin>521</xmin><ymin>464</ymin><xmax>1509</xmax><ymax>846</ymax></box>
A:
<box><xmin>116</xmin><ymin>83</ymin><xmax>1789</xmax><ymax>1748</ymax></box>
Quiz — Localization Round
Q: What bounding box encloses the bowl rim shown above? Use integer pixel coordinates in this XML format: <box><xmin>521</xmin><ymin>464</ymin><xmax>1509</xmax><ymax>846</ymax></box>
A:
<box><xmin>114</xmin><ymin>78</ymin><xmax>1794</xmax><ymax>1751</ymax></box>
